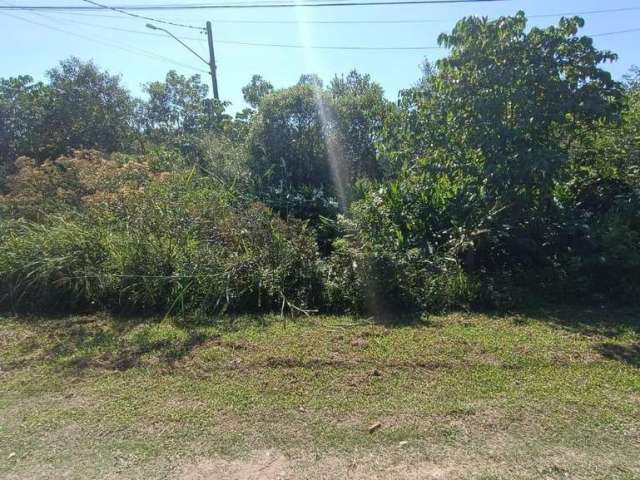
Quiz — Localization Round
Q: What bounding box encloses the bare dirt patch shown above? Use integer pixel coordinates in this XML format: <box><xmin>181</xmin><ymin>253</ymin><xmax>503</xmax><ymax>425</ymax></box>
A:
<box><xmin>176</xmin><ymin>451</ymin><xmax>460</xmax><ymax>480</ymax></box>
<box><xmin>177</xmin><ymin>450</ymin><xmax>290</xmax><ymax>480</ymax></box>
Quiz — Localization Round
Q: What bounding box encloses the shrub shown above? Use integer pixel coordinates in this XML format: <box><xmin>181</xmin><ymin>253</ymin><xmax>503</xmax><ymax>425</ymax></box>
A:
<box><xmin>190</xmin><ymin>132</ymin><xmax>251</xmax><ymax>190</ymax></box>
<box><xmin>325</xmin><ymin>215</ymin><xmax>480</xmax><ymax>315</ymax></box>
<box><xmin>175</xmin><ymin>202</ymin><xmax>322</xmax><ymax>314</ymax></box>
<box><xmin>0</xmin><ymin>152</ymin><xmax>324</xmax><ymax>315</ymax></box>
<box><xmin>0</xmin><ymin>150</ymin><xmax>155</xmax><ymax>221</ymax></box>
<box><xmin>0</xmin><ymin>218</ymin><xmax>105</xmax><ymax>312</ymax></box>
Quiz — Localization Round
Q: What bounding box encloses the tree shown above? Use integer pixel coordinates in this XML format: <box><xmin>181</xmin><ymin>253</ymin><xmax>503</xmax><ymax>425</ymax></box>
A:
<box><xmin>364</xmin><ymin>12</ymin><xmax>624</xmax><ymax>297</ymax></box>
<box><xmin>42</xmin><ymin>57</ymin><xmax>136</xmax><ymax>158</ymax></box>
<box><xmin>1</xmin><ymin>58</ymin><xmax>137</xmax><ymax>185</ymax></box>
<box><xmin>298</xmin><ymin>74</ymin><xmax>324</xmax><ymax>89</ymax></box>
<box><xmin>140</xmin><ymin>70</ymin><xmax>210</xmax><ymax>137</ymax></box>
<box><xmin>565</xmin><ymin>68</ymin><xmax>640</xmax><ymax>212</ymax></box>
<box><xmin>248</xmin><ymin>72</ymin><xmax>390</xmax><ymax>216</ymax></box>
<box><xmin>0</xmin><ymin>76</ymin><xmax>50</xmax><ymax>186</ymax></box>
<box><xmin>329</xmin><ymin>70</ymin><xmax>388</xmax><ymax>183</ymax></box>
<box><xmin>414</xmin><ymin>59</ymin><xmax>437</xmax><ymax>91</ymax></box>
<box><xmin>242</xmin><ymin>75</ymin><xmax>274</xmax><ymax>109</ymax></box>
<box><xmin>139</xmin><ymin>70</ymin><xmax>232</xmax><ymax>154</ymax></box>
<box><xmin>248</xmin><ymin>84</ymin><xmax>332</xmax><ymax>194</ymax></box>
<box><xmin>432</xmin><ymin>13</ymin><xmax>620</xmax><ymax>211</ymax></box>
<box><xmin>382</xmin><ymin>13</ymin><xmax>621</xmax><ymax>218</ymax></box>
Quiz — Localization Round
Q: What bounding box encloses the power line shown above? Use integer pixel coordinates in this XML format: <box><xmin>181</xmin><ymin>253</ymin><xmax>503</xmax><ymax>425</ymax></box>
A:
<box><xmin>5</xmin><ymin>1</ymin><xmax>639</xmax><ymax>57</ymax></box>
<box><xmin>529</xmin><ymin>7</ymin><xmax>640</xmax><ymax>20</ymax></box>
<box><xmin>182</xmin><ymin>27</ymin><xmax>640</xmax><ymax>48</ymax></box>
<box><xmin>78</xmin><ymin>0</ymin><xmax>204</xmax><ymax>30</ymax></box>
<box><xmin>45</xmin><ymin>16</ymin><xmax>203</xmax><ymax>39</ymax></box>
<box><xmin>214</xmin><ymin>5</ymin><xmax>640</xmax><ymax>21</ymax></box>
<box><xmin>215</xmin><ymin>39</ymin><xmax>443</xmax><ymax>49</ymax></box>
<box><xmin>0</xmin><ymin>10</ymin><xmax>209</xmax><ymax>74</ymax></box>
<box><xmin>0</xmin><ymin>0</ymin><xmax>508</xmax><ymax>11</ymax></box>
<box><xmin>11</xmin><ymin>8</ymin><xmax>640</xmax><ymax>52</ymax></box>
<box><xmin>592</xmin><ymin>27</ymin><xmax>640</xmax><ymax>37</ymax></box>
<box><xmin>25</xmin><ymin>4</ymin><xmax>640</xmax><ymax>25</ymax></box>
<box><xmin>12</xmin><ymin>10</ymin><xmax>445</xmax><ymax>50</ymax></box>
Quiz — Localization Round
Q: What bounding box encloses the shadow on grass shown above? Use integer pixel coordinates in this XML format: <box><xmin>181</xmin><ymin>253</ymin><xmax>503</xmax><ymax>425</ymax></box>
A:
<box><xmin>517</xmin><ymin>305</ymin><xmax>640</xmax><ymax>338</ymax></box>
<box><xmin>595</xmin><ymin>342</ymin><xmax>640</xmax><ymax>368</ymax></box>
<box><xmin>3</xmin><ymin>314</ymin><xmax>214</xmax><ymax>373</ymax></box>
<box><xmin>66</xmin><ymin>329</ymin><xmax>210</xmax><ymax>372</ymax></box>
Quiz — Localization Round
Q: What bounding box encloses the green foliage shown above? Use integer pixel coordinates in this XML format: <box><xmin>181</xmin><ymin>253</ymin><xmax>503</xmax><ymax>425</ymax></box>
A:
<box><xmin>432</xmin><ymin>13</ymin><xmax>619</xmax><ymax>211</ymax></box>
<box><xmin>247</xmin><ymin>83</ymin><xmax>341</xmax><ymax>221</ymax></box>
<box><xmin>190</xmin><ymin>132</ymin><xmax>251</xmax><ymax>189</ymax></box>
<box><xmin>0</xmin><ymin>152</ymin><xmax>322</xmax><ymax>315</ymax></box>
<box><xmin>141</xmin><ymin>70</ymin><xmax>210</xmax><ymax>136</ymax></box>
<box><xmin>43</xmin><ymin>57</ymin><xmax>136</xmax><ymax>158</ymax></box>
<box><xmin>0</xmin><ymin>219</ymin><xmax>105</xmax><ymax>312</ymax></box>
<box><xmin>247</xmin><ymin>72</ymin><xmax>388</xmax><ymax>220</ymax></box>
<box><xmin>325</xmin><ymin>196</ymin><xmax>480</xmax><ymax>314</ymax></box>
<box><xmin>0</xmin><ymin>76</ymin><xmax>49</xmax><ymax>187</ymax></box>
<box><xmin>555</xmin><ymin>71</ymin><xmax>640</xmax><ymax>303</ymax></box>
<box><xmin>0</xmin><ymin>58</ymin><xmax>136</xmax><ymax>183</ymax></box>
<box><xmin>369</xmin><ymin>12</ymin><xmax>632</xmax><ymax>308</ymax></box>
<box><xmin>298</xmin><ymin>73</ymin><xmax>324</xmax><ymax>89</ymax></box>
<box><xmin>2</xmin><ymin>12</ymin><xmax>640</xmax><ymax>317</ymax></box>
<box><xmin>138</xmin><ymin>70</ymin><xmax>232</xmax><ymax>153</ymax></box>
<box><xmin>329</xmin><ymin>70</ymin><xmax>388</xmax><ymax>184</ymax></box>
<box><xmin>248</xmin><ymin>84</ymin><xmax>334</xmax><ymax>196</ymax></box>
<box><xmin>176</xmin><ymin>202</ymin><xmax>322</xmax><ymax>314</ymax></box>
<box><xmin>242</xmin><ymin>74</ymin><xmax>274</xmax><ymax>109</ymax></box>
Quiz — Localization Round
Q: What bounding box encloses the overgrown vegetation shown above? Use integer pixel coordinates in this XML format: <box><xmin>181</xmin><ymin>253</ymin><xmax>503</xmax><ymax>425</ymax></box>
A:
<box><xmin>1</xmin><ymin>11</ymin><xmax>639</xmax><ymax>317</ymax></box>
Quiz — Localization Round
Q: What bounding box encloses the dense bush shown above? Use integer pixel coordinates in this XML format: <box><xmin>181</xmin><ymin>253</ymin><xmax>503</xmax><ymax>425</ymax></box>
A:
<box><xmin>358</xmin><ymin>12</ymin><xmax>639</xmax><ymax>309</ymax></box>
<box><xmin>0</xmin><ymin>151</ymin><xmax>322</xmax><ymax>315</ymax></box>
<box><xmin>324</xmin><ymin>186</ymin><xmax>481</xmax><ymax>314</ymax></box>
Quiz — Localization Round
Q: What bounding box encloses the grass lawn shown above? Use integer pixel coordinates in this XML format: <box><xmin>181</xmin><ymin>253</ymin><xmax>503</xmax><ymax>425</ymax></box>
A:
<box><xmin>1</xmin><ymin>308</ymin><xmax>639</xmax><ymax>479</ymax></box>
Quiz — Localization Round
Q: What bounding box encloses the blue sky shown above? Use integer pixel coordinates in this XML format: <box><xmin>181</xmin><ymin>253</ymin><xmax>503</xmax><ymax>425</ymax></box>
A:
<box><xmin>2</xmin><ymin>0</ymin><xmax>640</xmax><ymax>111</ymax></box>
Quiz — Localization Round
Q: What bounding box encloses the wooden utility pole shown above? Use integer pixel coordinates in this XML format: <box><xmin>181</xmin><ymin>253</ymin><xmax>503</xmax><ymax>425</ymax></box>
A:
<box><xmin>206</xmin><ymin>21</ymin><xmax>219</xmax><ymax>101</ymax></box>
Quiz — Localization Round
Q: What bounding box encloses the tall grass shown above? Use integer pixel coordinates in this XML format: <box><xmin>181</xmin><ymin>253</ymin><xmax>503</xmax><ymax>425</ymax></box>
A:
<box><xmin>0</xmin><ymin>152</ymin><xmax>323</xmax><ymax>315</ymax></box>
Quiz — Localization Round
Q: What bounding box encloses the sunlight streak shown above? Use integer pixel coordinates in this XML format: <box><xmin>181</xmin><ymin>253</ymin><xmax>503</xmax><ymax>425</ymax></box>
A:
<box><xmin>295</xmin><ymin>3</ymin><xmax>348</xmax><ymax>212</ymax></box>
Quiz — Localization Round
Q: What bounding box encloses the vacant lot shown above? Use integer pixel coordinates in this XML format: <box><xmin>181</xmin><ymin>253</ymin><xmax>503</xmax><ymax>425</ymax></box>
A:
<box><xmin>1</xmin><ymin>308</ymin><xmax>639</xmax><ymax>479</ymax></box>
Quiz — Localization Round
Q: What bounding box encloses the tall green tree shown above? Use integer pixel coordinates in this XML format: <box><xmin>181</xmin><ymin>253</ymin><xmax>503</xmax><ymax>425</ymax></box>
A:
<box><xmin>432</xmin><ymin>13</ymin><xmax>620</xmax><ymax>211</ymax></box>
<box><xmin>248</xmin><ymin>72</ymin><xmax>389</xmax><ymax>214</ymax></box>
<box><xmin>242</xmin><ymin>74</ymin><xmax>274</xmax><ymax>109</ymax></box>
<box><xmin>329</xmin><ymin>70</ymin><xmax>388</xmax><ymax>183</ymax></box>
<box><xmin>248</xmin><ymin>84</ymin><xmax>333</xmax><ymax>198</ymax></box>
<box><xmin>1</xmin><ymin>58</ymin><xmax>136</xmax><ymax>185</ymax></box>
<box><xmin>381</xmin><ymin>13</ymin><xmax>621</xmax><ymax>224</ymax></box>
<box><xmin>138</xmin><ymin>70</ymin><xmax>232</xmax><ymax>158</ymax></box>
<box><xmin>298</xmin><ymin>74</ymin><xmax>324</xmax><ymax>89</ymax></box>
<box><xmin>364</xmin><ymin>13</ymin><xmax>624</xmax><ymax>293</ymax></box>
<box><xmin>140</xmin><ymin>71</ymin><xmax>210</xmax><ymax>137</ymax></box>
<box><xmin>43</xmin><ymin>57</ymin><xmax>136</xmax><ymax>157</ymax></box>
<box><xmin>0</xmin><ymin>76</ymin><xmax>50</xmax><ymax>186</ymax></box>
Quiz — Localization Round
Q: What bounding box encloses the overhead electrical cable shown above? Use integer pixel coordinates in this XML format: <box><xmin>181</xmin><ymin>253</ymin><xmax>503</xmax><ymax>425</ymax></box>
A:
<box><xmin>207</xmin><ymin>5</ymin><xmax>640</xmax><ymax>21</ymax></box>
<box><xmin>529</xmin><ymin>7</ymin><xmax>640</xmax><ymax>20</ymax></box>
<box><xmin>214</xmin><ymin>39</ymin><xmax>443</xmax><ymax>49</ymax></box>
<box><xmin>0</xmin><ymin>0</ymin><xmax>508</xmax><ymax>11</ymax></box>
<box><xmin>78</xmin><ymin>0</ymin><xmax>204</xmax><ymax>30</ymax></box>
<box><xmin>0</xmin><ymin>10</ymin><xmax>209</xmax><ymax>73</ymax></box>
<box><xmin>40</xmin><ymin>5</ymin><xmax>640</xmax><ymax>24</ymax></box>
<box><xmin>10</xmin><ymin>10</ymin><xmax>445</xmax><ymax>50</ymax></box>
<box><xmin>11</xmin><ymin>8</ymin><xmax>639</xmax><ymax>51</ymax></box>
<box><xmin>591</xmin><ymin>27</ymin><xmax>640</xmax><ymax>37</ymax></box>
<box><xmin>5</xmin><ymin>0</ymin><xmax>639</xmax><ymax>56</ymax></box>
